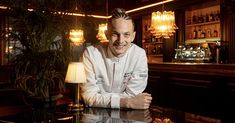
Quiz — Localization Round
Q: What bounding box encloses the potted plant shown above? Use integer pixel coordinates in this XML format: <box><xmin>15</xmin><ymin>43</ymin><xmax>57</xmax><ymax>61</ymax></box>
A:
<box><xmin>5</xmin><ymin>0</ymin><xmax>71</xmax><ymax>105</ymax></box>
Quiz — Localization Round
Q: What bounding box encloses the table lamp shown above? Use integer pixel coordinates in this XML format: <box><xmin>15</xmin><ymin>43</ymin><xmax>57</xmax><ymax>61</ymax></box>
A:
<box><xmin>65</xmin><ymin>62</ymin><xmax>86</xmax><ymax>111</ymax></box>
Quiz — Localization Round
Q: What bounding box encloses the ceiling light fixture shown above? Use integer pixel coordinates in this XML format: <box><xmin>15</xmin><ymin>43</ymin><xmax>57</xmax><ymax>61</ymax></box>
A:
<box><xmin>69</xmin><ymin>29</ymin><xmax>85</xmax><ymax>46</ymax></box>
<box><xmin>149</xmin><ymin>2</ymin><xmax>178</xmax><ymax>39</ymax></box>
<box><xmin>96</xmin><ymin>0</ymin><xmax>109</xmax><ymax>43</ymax></box>
<box><xmin>69</xmin><ymin>0</ymin><xmax>85</xmax><ymax>46</ymax></box>
<box><xmin>96</xmin><ymin>23</ymin><xmax>108</xmax><ymax>42</ymax></box>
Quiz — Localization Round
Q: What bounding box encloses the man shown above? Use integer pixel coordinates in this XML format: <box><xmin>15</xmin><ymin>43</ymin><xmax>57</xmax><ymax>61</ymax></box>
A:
<box><xmin>81</xmin><ymin>8</ymin><xmax>152</xmax><ymax>109</ymax></box>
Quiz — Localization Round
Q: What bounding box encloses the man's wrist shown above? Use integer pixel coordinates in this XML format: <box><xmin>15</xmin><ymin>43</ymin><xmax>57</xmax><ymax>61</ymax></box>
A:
<box><xmin>120</xmin><ymin>97</ymin><xmax>131</xmax><ymax>108</ymax></box>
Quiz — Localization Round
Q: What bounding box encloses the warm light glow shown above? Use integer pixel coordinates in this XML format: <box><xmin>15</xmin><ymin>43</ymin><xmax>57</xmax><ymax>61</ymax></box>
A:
<box><xmin>88</xmin><ymin>14</ymin><xmax>110</xmax><ymax>19</ymax></box>
<box><xmin>0</xmin><ymin>6</ymin><xmax>7</xmax><ymax>9</ymax></box>
<box><xmin>65</xmin><ymin>62</ymin><xmax>86</xmax><ymax>83</ymax></box>
<box><xmin>126</xmin><ymin>0</ymin><xmax>174</xmax><ymax>13</ymax></box>
<box><xmin>69</xmin><ymin>29</ymin><xmax>85</xmax><ymax>46</ymax></box>
<box><xmin>5</xmin><ymin>46</ymin><xmax>13</xmax><ymax>53</ymax></box>
<box><xmin>96</xmin><ymin>23</ymin><xmax>108</xmax><ymax>43</ymax></box>
<box><xmin>150</xmin><ymin>11</ymin><xmax>178</xmax><ymax>39</ymax></box>
<box><xmin>0</xmin><ymin>0</ymin><xmax>174</xmax><ymax>19</ymax></box>
<box><xmin>27</xmin><ymin>8</ymin><xmax>33</xmax><ymax>11</ymax></box>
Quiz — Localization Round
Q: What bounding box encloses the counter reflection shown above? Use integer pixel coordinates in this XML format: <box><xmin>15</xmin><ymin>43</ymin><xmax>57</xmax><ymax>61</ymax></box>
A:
<box><xmin>80</xmin><ymin>108</ymin><xmax>152</xmax><ymax>123</ymax></box>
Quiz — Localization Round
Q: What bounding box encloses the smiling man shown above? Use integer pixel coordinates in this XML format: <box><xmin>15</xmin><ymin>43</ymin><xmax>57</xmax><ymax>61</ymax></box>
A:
<box><xmin>107</xmin><ymin>11</ymin><xmax>135</xmax><ymax>58</ymax></box>
<box><xmin>81</xmin><ymin>8</ymin><xmax>152</xmax><ymax>109</ymax></box>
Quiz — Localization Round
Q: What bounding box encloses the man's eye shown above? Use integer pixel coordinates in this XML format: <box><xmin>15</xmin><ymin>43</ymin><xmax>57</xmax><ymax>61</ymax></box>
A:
<box><xmin>112</xmin><ymin>33</ymin><xmax>118</xmax><ymax>37</ymax></box>
<box><xmin>124</xmin><ymin>34</ymin><xmax>130</xmax><ymax>37</ymax></box>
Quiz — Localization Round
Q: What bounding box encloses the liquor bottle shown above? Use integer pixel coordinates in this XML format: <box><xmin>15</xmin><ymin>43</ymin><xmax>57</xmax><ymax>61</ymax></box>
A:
<box><xmin>152</xmin><ymin>45</ymin><xmax>157</xmax><ymax>54</ymax></box>
<box><xmin>201</xmin><ymin>28</ymin><xmax>206</xmax><ymax>38</ymax></box>
<box><xmin>192</xmin><ymin>12</ymin><xmax>197</xmax><ymax>24</ymax></box>
<box><xmin>157</xmin><ymin>45</ymin><xmax>162</xmax><ymax>54</ymax></box>
<box><xmin>206</xmin><ymin>28</ymin><xmax>211</xmax><ymax>38</ymax></box>
<box><xmin>151</xmin><ymin>36</ymin><xmax>156</xmax><ymax>42</ymax></box>
<box><xmin>197</xmin><ymin>27</ymin><xmax>202</xmax><ymax>39</ymax></box>
<box><xmin>206</xmin><ymin>13</ymin><xmax>209</xmax><ymax>22</ymax></box>
<box><xmin>188</xmin><ymin>32</ymin><xmax>192</xmax><ymax>39</ymax></box>
<box><xmin>198</xmin><ymin>12</ymin><xmax>203</xmax><ymax>23</ymax></box>
<box><xmin>186</xmin><ymin>16</ymin><xmax>192</xmax><ymax>25</ymax></box>
<box><xmin>214</xmin><ymin>10</ymin><xmax>220</xmax><ymax>21</ymax></box>
<box><xmin>213</xmin><ymin>29</ymin><xmax>218</xmax><ymax>37</ymax></box>
<box><xmin>213</xmin><ymin>25</ymin><xmax>218</xmax><ymax>37</ymax></box>
<box><xmin>145</xmin><ymin>45</ymin><xmax>149</xmax><ymax>55</ymax></box>
<box><xmin>202</xmin><ymin>14</ymin><xmax>206</xmax><ymax>23</ymax></box>
<box><xmin>209</xmin><ymin>11</ymin><xmax>215</xmax><ymax>22</ymax></box>
<box><xmin>192</xmin><ymin>27</ymin><xmax>197</xmax><ymax>39</ymax></box>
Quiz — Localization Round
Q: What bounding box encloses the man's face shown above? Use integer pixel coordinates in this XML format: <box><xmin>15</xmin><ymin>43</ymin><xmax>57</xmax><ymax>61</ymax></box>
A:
<box><xmin>107</xmin><ymin>18</ymin><xmax>136</xmax><ymax>57</ymax></box>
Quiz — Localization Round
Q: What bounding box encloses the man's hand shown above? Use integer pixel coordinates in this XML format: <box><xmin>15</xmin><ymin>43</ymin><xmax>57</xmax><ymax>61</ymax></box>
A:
<box><xmin>120</xmin><ymin>109</ymin><xmax>152</xmax><ymax>122</ymax></box>
<box><xmin>121</xmin><ymin>93</ymin><xmax>152</xmax><ymax>109</ymax></box>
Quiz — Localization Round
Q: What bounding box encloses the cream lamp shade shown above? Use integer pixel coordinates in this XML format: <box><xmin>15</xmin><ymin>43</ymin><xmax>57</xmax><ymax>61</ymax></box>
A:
<box><xmin>65</xmin><ymin>62</ymin><xmax>86</xmax><ymax>84</ymax></box>
<box><xmin>65</xmin><ymin>62</ymin><xmax>86</xmax><ymax>111</ymax></box>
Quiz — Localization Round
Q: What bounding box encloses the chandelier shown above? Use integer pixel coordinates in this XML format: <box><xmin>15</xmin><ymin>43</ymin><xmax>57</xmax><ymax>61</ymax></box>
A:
<box><xmin>68</xmin><ymin>0</ymin><xmax>85</xmax><ymax>46</ymax></box>
<box><xmin>96</xmin><ymin>0</ymin><xmax>109</xmax><ymax>43</ymax></box>
<box><xmin>69</xmin><ymin>29</ymin><xmax>85</xmax><ymax>46</ymax></box>
<box><xmin>96</xmin><ymin>23</ymin><xmax>108</xmax><ymax>43</ymax></box>
<box><xmin>150</xmin><ymin>11</ymin><xmax>178</xmax><ymax>39</ymax></box>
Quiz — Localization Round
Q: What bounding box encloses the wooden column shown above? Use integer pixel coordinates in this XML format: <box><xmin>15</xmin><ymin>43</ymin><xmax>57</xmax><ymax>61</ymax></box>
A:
<box><xmin>133</xmin><ymin>17</ymin><xmax>143</xmax><ymax>47</ymax></box>
<box><xmin>221</xmin><ymin>0</ymin><xmax>235</xmax><ymax>63</ymax></box>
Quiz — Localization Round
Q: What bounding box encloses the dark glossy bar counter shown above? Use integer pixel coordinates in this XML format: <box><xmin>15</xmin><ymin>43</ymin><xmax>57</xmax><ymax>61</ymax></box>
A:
<box><xmin>148</xmin><ymin>62</ymin><xmax>235</xmax><ymax>76</ymax></box>
<box><xmin>0</xmin><ymin>63</ymin><xmax>235</xmax><ymax>123</ymax></box>
<box><xmin>0</xmin><ymin>105</ymin><xmax>230</xmax><ymax>123</ymax></box>
<box><xmin>145</xmin><ymin>62</ymin><xmax>235</xmax><ymax>122</ymax></box>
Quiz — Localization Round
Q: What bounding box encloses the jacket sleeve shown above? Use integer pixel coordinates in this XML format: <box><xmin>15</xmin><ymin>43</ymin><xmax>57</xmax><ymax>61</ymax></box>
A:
<box><xmin>120</xmin><ymin>49</ymin><xmax>148</xmax><ymax>97</ymax></box>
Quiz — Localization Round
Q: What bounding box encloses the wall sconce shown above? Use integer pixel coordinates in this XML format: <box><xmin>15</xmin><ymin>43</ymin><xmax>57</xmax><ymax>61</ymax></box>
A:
<box><xmin>96</xmin><ymin>23</ymin><xmax>108</xmax><ymax>43</ymax></box>
<box><xmin>150</xmin><ymin>10</ymin><xmax>178</xmax><ymax>39</ymax></box>
<box><xmin>69</xmin><ymin>29</ymin><xmax>85</xmax><ymax>46</ymax></box>
<box><xmin>65</xmin><ymin>62</ymin><xmax>86</xmax><ymax>111</ymax></box>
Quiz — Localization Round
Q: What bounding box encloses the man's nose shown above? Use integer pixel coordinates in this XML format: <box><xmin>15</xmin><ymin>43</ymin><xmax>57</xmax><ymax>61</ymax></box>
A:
<box><xmin>117</xmin><ymin>34</ymin><xmax>125</xmax><ymax>43</ymax></box>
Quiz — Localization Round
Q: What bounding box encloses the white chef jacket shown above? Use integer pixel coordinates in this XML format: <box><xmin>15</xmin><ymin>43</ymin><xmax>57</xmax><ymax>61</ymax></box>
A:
<box><xmin>81</xmin><ymin>42</ymin><xmax>148</xmax><ymax>109</ymax></box>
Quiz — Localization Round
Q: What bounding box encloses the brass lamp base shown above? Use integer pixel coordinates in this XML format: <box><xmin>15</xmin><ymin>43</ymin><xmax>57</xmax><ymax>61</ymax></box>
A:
<box><xmin>67</xmin><ymin>103</ymin><xmax>84</xmax><ymax>112</ymax></box>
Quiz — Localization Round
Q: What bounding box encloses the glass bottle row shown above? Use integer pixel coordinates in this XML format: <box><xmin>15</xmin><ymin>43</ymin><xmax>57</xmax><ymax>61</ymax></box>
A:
<box><xmin>186</xmin><ymin>10</ymin><xmax>220</xmax><ymax>25</ymax></box>
<box><xmin>188</xmin><ymin>25</ymin><xmax>220</xmax><ymax>39</ymax></box>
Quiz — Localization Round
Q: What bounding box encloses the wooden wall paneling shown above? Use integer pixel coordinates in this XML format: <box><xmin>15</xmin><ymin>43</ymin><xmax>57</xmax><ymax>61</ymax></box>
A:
<box><xmin>147</xmin><ymin>71</ymin><xmax>172</xmax><ymax>107</ymax></box>
<box><xmin>175</xmin><ymin>9</ymin><xmax>185</xmax><ymax>45</ymax></box>
<box><xmin>0</xmin><ymin>14</ymin><xmax>5</xmax><ymax>65</ymax></box>
<box><xmin>163</xmin><ymin>38</ymin><xmax>175</xmax><ymax>62</ymax></box>
<box><xmin>147</xmin><ymin>63</ymin><xmax>235</xmax><ymax>115</ymax></box>
<box><xmin>228</xmin><ymin>15</ymin><xmax>235</xmax><ymax>63</ymax></box>
<box><xmin>0</xmin><ymin>65</ymin><xmax>14</xmax><ymax>89</ymax></box>
<box><xmin>221</xmin><ymin>0</ymin><xmax>235</xmax><ymax>63</ymax></box>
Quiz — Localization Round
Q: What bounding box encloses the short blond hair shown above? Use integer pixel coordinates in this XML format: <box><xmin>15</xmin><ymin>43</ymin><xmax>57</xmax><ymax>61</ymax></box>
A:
<box><xmin>110</xmin><ymin>8</ymin><xmax>131</xmax><ymax>20</ymax></box>
<box><xmin>108</xmin><ymin>8</ymin><xmax>135</xmax><ymax>31</ymax></box>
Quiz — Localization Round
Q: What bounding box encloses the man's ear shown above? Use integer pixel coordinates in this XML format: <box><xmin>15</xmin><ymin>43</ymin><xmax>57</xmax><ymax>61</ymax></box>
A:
<box><xmin>131</xmin><ymin>31</ymin><xmax>136</xmax><ymax>42</ymax></box>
